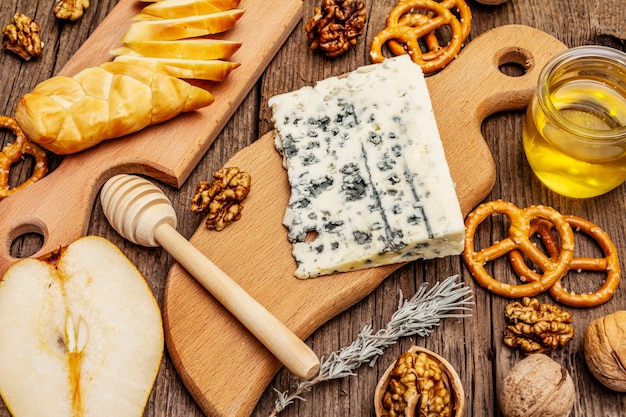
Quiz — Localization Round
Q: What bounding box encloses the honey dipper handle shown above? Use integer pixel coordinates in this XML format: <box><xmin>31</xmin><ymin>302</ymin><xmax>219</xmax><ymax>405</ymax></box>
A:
<box><xmin>153</xmin><ymin>222</ymin><xmax>320</xmax><ymax>380</ymax></box>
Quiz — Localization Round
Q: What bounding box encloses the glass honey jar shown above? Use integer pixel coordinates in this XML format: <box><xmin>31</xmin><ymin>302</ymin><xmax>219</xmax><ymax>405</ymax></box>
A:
<box><xmin>523</xmin><ymin>46</ymin><xmax>626</xmax><ymax>198</ymax></box>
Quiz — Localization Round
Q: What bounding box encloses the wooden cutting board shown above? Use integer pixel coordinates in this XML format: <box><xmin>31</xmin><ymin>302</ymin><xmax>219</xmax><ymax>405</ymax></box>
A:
<box><xmin>0</xmin><ymin>0</ymin><xmax>303</xmax><ymax>272</ymax></box>
<box><xmin>163</xmin><ymin>26</ymin><xmax>567</xmax><ymax>417</ymax></box>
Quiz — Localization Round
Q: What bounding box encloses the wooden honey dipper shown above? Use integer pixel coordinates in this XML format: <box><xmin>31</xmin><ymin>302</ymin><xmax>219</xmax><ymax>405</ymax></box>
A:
<box><xmin>100</xmin><ymin>174</ymin><xmax>320</xmax><ymax>380</ymax></box>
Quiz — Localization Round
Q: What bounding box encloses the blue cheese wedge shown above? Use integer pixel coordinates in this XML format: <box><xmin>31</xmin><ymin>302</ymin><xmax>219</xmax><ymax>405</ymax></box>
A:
<box><xmin>269</xmin><ymin>55</ymin><xmax>464</xmax><ymax>279</ymax></box>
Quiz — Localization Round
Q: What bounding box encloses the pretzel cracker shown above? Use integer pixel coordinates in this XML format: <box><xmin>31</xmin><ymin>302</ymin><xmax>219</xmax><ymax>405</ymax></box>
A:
<box><xmin>462</xmin><ymin>200</ymin><xmax>574</xmax><ymax>298</ymax></box>
<box><xmin>509</xmin><ymin>215</ymin><xmax>620</xmax><ymax>308</ymax></box>
<box><xmin>370</xmin><ymin>0</ymin><xmax>471</xmax><ymax>73</ymax></box>
<box><xmin>0</xmin><ymin>116</ymin><xmax>48</xmax><ymax>200</ymax></box>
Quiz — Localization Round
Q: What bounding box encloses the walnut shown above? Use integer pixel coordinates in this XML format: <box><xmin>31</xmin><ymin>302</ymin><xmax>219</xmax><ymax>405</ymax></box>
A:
<box><xmin>190</xmin><ymin>167</ymin><xmax>251</xmax><ymax>231</ymax></box>
<box><xmin>374</xmin><ymin>346</ymin><xmax>464</xmax><ymax>417</ymax></box>
<box><xmin>498</xmin><ymin>354</ymin><xmax>575</xmax><ymax>417</ymax></box>
<box><xmin>304</xmin><ymin>0</ymin><xmax>366</xmax><ymax>57</ymax></box>
<box><xmin>1</xmin><ymin>13</ymin><xmax>43</xmax><ymax>61</ymax></box>
<box><xmin>584</xmin><ymin>310</ymin><xmax>626</xmax><ymax>392</ymax></box>
<box><xmin>53</xmin><ymin>0</ymin><xmax>90</xmax><ymax>21</ymax></box>
<box><xmin>503</xmin><ymin>297</ymin><xmax>574</xmax><ymax>354</ymax></box>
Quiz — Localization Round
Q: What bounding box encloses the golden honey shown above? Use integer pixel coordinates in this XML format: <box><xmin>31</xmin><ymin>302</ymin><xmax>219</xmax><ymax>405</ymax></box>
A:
<box><xmin>523</xmin><ymin>46</ymin><xmax>626</xmax><ymax>198</ymax></box>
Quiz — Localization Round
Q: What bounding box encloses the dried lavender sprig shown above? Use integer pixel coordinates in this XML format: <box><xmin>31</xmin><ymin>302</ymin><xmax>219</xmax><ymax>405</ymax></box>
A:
<box><xmin>269</xmin><ymin>274</ymin><xmax>474</xmax><ymax>417</ymax></box>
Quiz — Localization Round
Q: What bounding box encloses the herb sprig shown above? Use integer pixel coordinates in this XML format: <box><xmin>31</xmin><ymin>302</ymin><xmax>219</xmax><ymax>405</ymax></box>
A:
<box><xmin>269</xmin><ymin>274</ymin><xmax>474</xmax><ymax>416</ymax></box>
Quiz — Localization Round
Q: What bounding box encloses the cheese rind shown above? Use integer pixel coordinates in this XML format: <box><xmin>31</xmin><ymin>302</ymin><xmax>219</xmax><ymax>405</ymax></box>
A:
<box><xmin>269</xmin><ymin>55</ymin><xmax>464</xmax><ymax>279</ymax></box>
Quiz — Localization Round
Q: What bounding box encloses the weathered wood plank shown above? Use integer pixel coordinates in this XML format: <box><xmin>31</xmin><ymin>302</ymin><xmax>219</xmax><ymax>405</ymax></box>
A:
<box><xmin>1</xmin><ymin>1</ymin><xmax>625</xmax><ymax>417</ymax></box>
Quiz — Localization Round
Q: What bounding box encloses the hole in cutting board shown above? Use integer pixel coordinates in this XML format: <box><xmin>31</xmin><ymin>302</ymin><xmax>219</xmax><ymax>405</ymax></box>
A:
<box><xmin>9</xmin><ymin>223</ymin><xmax>46</xmax><ymax>259</ymax></box>
<box><xmin>497</xmin><ymin>47</ymin><xmax>534</xmax><ymax>77</ymax></box>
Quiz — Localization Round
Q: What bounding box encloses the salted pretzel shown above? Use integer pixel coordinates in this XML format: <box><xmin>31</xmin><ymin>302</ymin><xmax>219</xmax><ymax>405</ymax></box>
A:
<box><xmin>386</xmin><ymin>0</ymin><xmax>472</xmax><ymax>59</ymax></box>
<box><xmin>386</xmin><ymin>12</ymin><xmax>444</xmax><ymax>60</ymax></box>
<box><xmin>462</xmin><ymin>200</ymin><xmax>575</xmax><ymax>298</ymax></box>
<box><xmin>0</xmin><ymin>116</ymin><xmax>48</xmax><ymax>200</ymax></box>
<box><xmin>509</xmin><ymin>216</ymin><xmax>620</xmax><ymax>308</ymax></box>
<box><xmin>370</xmin><ymin>0</ymin><xmax>469</xmax><ymax>73</ymax></box>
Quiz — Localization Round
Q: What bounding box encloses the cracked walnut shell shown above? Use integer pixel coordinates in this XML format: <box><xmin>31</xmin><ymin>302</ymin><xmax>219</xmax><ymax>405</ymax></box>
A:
<box><xmin>1</xmin><ymin>13</ymin><xmax>42</xmax><ymax>61</ymax></box>
<box><xmin>584</xmin><ymin>310</ymin><xmax>626</xmax><ymax>392</ymax></box>
<box><xmin>190</xmin><ymin>167</ymin><xmax>251</xmax><ymax>231</ymax></box>
<box><xmin>374</xmin><ymin>346</ymin><xmax>464</xmax><ymax>417</ymax></box>
<box><xmin>503</xmin><ymin>297</ymin><xmax>574</xmax><ymax>354</ymax></box>
<box><xmin>304</xmin><ymin>0</ymin><xmax>366</xmax><ymax>57</ymax></box>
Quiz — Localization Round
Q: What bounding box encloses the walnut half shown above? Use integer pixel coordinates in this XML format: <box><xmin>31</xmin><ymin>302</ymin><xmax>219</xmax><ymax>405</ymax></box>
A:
<box><xmin>190</xmin><ymin>167</ymin><xmax>251</xmax><ymax>231</ymax></box>
<box><xmin>54</xmin><ymin>0</ymin><xmax>91</xmax><ymax>21</ymax></box>
<box><xmin>503</xmin><ymin>297</ymin><xmax>574</xmax><ymax>355</ymax></box>
<box><xmin>1</xmin><ymin>13</ymin><xmax>43</xmax><ymax>61</ymax></box>
<box><xmin>304</xmin><ymin>0</ymin><xmax>366</xmax><ymax>57</ymax></box>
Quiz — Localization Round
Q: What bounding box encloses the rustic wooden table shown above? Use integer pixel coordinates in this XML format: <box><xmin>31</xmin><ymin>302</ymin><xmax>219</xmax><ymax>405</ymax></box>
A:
<box><xmin>1</xmin><ymin>0</ymin><xmax>625</xmax><ymax>416</ymax></box>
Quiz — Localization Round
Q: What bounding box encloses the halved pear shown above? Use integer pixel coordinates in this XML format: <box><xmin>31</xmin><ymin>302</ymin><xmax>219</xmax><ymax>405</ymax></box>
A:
<box><xmin>111</xmin><ymin>39</ymin><xmax>242</xmax><ymax>60</ymax></box>
<box><xmin>133</xmin><ymin>0</ymin><xmax>241</xmax><ymax>20</ymax></box>
<box><xmin>0</xmin><ymin>236</ymin><xmax>164</xmax><ymax>417</ymax></box>
<box><xmin>113</xmin><ymin>55</ymin><xmax>240</xmax><ymax>81</ymax></box>
<box><xmin>121</xmin><ymin>9</ymin><xmax>244</xmax><ymax>42</ymax></box>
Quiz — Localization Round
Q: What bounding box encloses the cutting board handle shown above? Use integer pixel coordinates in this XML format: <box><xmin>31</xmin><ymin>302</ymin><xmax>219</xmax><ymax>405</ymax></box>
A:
<box><xmin>0</xmin><ymin>149</ymin><xmax>180</xmax><ymax>273</ymax></box>
<box><xmin>0</xmin><ymin>156</ymin><xmax>107</xmax><ymax>268</ymax></box>
<box><xmin>425</xmin><ymin>24</ymin><xmax>567</xmax><ymax>215</ymax></box>
<box><xmin>430</xmin><ymin>23</ymin><xmax>563</xmax><ymax>113</ymax></box>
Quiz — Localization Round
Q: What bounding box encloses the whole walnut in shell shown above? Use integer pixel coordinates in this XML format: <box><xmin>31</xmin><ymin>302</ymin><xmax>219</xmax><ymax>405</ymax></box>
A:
<box><xmin>498</xmin><ymin>354</ymin><xmax>575</xmax><ymax>417</ymax></box>
<box><xmin>584</xmin><ymin>310</ymin><xmax>626</xmax><ymax>392</ymax></box>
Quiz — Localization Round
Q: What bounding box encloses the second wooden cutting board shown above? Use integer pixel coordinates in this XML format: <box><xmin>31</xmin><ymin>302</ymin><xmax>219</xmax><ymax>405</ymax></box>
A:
<box><xmin>163</xmin><ymin>25</ymin><xmax>567</xmax><ymax>417</ymax></box>
<box><xmin>0</xmin><ymin>0</ymin><xmax>303</xmax><ymax>273</ymax></box>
